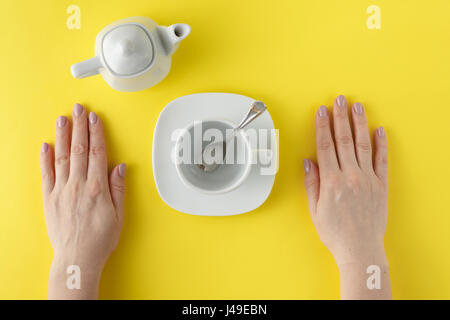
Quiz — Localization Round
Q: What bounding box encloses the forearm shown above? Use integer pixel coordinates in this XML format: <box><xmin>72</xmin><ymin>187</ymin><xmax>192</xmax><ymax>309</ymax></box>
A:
<box><xmin>337</xmin><ymin>250</ymin><xmax>392</xmax><ymax>300</ymax></box>
<box><xmin>48</xmin><ymin>255</ymin><xmax>104</xmax><ymax>300</ymax></box>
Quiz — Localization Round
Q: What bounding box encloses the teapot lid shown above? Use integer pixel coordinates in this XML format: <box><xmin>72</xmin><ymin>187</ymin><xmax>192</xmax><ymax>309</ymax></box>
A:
<box><xmin>102</xmin><ymin>24</ymin><xmax>154</xmax><ymax>76</ymax></box>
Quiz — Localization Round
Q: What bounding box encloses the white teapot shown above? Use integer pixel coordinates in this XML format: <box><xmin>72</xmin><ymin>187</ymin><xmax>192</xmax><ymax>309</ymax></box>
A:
<box><xmin>70</xmin><ymin>17</ymin><xmax>190</xmax><ymax>92</ymax></box>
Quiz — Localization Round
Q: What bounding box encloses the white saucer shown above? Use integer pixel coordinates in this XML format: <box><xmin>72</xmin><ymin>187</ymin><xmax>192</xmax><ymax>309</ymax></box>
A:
<box><xmin>152</xmin><ymin>93</ymin><xmax>277</xmax><ymax>216</ymax></box>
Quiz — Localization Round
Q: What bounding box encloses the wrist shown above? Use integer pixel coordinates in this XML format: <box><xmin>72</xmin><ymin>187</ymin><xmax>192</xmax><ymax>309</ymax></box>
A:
<box><xmin>51</xmin><ymin>254</ymin><xmax>104</xmax><ymax>278</ymax></box>
<box><xmin>332</xmin><ymin>242</ymin><xmax>388</xmax><ymax>269</ymax></box>
<box><xmin>335</xmin><ymin>247</ymin><xmax>392</xmax><ymax>300</ymax></box>
<box><xmin>52</xmin><ymin>249</ymin><xmax>106</xmax><ymax>272</ymax></box>
<box><xmin>48</xmin><ymin>254</ymin><xmax>104</xmax><ymax>300</ymax></box>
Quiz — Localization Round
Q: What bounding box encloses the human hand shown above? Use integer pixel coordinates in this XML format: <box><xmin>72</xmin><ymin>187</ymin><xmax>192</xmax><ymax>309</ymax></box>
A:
<box><xmin>303</xmin><ymin>95</ymin><xmax>391</xmax><ymax>299</ymax></box>
<box><xmin>40</xmin><ymin>103</ymin><xmax>126</xmax><ymax>299</ymax></box>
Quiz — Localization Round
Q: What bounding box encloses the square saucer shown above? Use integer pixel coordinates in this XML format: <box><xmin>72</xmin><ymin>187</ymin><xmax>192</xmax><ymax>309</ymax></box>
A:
<box><xmin>152</xmin><ymin>93</ymin><xmax>277</xmax><ymax>216</ymax></box>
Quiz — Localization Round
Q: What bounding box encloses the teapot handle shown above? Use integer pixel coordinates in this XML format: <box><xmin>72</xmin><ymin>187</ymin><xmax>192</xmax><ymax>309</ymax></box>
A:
<box><xmin>71</xmin><ymin>56</ymin><xmax>103</xmax><ymax>79</ymax></box>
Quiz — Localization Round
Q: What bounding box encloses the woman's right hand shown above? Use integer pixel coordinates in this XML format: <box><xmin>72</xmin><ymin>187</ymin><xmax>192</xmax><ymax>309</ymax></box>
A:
<box><xmin>303</xmin><ymin>95</ymin><xmax>391</xmax><ymax>299</ymax></box>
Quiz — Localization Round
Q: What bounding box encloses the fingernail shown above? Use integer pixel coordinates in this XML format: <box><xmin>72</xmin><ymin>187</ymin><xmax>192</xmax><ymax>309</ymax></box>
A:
<box><xmin>118</xmin><ymin>163</ymin><xmax>126</xmax><ymax>178</ymax></box>
<box><xmin>57</xmin><ymin>116</ymin><xmax>67</xmax><ymax>128</ymax></box>
<box><xmin>41</xmin><ymin>142</ymin><xmax>48</xmax><ymax>153</ymax></box>
<box><xmin>336</xmin><ymin>95</ymin><xmax>347</xmax><ymax>108</ymax></box>
<box><xmin>89</xmin><ymin>112</ymin><xmax>97</xmax><ymax>124</ymax></box>
<box><xmin>73</xmin><ymin>103</ymin><xmax>83</xmax><ymax>117</ymax></box>
<box><xmin>303</xmin><ymin>159</ymin><xmax>311</xmax><ymax>174</ymax></box>
<box><xmin>378</xmin><ymin>126</ymin><xmax>385</xmax><ymax>137</ymax></box>
<box><xmin>318</xmin><ymin>105</ymin><xmax>328</xmax><ymax>117</ymax></box>
<box><xmin>353</xmin><ymin>103</ymin><xmax>364</xmax><ymax>115</ymax></box>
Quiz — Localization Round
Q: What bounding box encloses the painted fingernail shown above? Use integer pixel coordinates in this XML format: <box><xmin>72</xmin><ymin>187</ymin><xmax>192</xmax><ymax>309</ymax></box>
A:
<box><xmin>89</xmin><ymin>112</ymin><xmax>97</xmax><ymax>124</ymax></box>
<box><xmin>377</xmin><ymin>126</ymin><xmax>385</xmax><ymax>137</ymax></box>
<box><xmin>41</xmin><ymin>142</ymin><xmax>48</xmax><ymax>153</ymax></box>
<box><xmin>57</xmin><ymin>116</ymin><xmax>67</xmax><ymax>128</ymax></box>
<box><xmin>318</xmin><ymin>105</ymin><xmax>328</xmax><ymax>117</ymax></box>
<box><xmin>303</xmin><ymin>159</ymin><xmax>311</xmax><ymax>174</ymax></box>
<box><xmin>336</xmin><ymin>95</ymin><xmax>346</xmax><ymax>107</ymax></box>
<box><xmin>73</xmin><ymin>103</ymin><xmax>83</xmax><ymax>117</ymax></box>
<box><xmin>118</xmin><ymin>163</ymin><xmax>126</xmax><ymax>178</ymax></box>
<box><xmin>353</xmin><ymin>103</ymin><xmax>364</xmax><ymax>115</ymax></box>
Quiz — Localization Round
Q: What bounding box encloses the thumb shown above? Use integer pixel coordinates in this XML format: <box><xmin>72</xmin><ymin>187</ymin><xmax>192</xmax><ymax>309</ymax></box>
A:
<box><xmin>109</xmin><ymin>163</ymin><xmax>126</xmax><ymax>222</ymax></box>
<box><xmin>303</xmin><ymin>159</ymin><xmax>320</xmax><ymax>215</ymax></box>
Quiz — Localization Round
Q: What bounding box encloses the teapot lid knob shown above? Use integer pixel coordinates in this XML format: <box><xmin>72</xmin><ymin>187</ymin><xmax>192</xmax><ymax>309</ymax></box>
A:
<box><xmin>119</xmin><ymin>39</ymin><xmax>135</xmax><ymax>57</ymax></box>
<box><xmin>102</xmin><ymin>24</ymin><xmax>154</xmax><ymax>76</ymax></box>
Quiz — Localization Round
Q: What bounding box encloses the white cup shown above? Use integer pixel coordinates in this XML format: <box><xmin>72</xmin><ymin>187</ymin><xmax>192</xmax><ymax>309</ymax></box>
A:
<box><xmin>173</xmin><ymin>120</ymin><xmax>271</xmax><ymax>195</ymax></box>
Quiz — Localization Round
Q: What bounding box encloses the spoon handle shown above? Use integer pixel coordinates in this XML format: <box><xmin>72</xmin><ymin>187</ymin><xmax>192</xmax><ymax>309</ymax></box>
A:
<box><xmin>236</xmin><ymin>100</ymin><xmax>267</xmax><ymax>130</ymax></box>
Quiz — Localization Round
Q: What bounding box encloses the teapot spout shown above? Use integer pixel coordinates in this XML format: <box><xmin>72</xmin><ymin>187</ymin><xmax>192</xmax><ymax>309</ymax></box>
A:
<box><xmin>158</xmin><ymin>23</ymin><xmax>191</xmax><ymax>55</ymax></box>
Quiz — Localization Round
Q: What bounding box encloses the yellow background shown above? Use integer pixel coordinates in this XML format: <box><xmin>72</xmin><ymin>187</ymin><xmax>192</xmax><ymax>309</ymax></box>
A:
<box><xmin>0</xmin><ymin>0</ymin><xmax>449</xmax><ymax>299</ymax></box>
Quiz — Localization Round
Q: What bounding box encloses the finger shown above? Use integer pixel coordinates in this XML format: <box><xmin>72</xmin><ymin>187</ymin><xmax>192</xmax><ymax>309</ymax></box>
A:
<box><xmin>315</xmin><ymin>105</ymin><xmax>339</xmax><ymax>177</ymax></box>
<box><xmin>303</xmin><ymin>159</ymin><xmax>320</xmax><ymax>215</ymax></box>
<box><xmin>40</xmin><ymin>142</ymin><xmax>55</xmax><ymax>197</ymax></box>
<box><xmin>351</xmin><ymin>103</ymin><xmax>373</xmax><ymax>172</ymax></box>
<box><xmin>374</xmin><ymin>126</ymin><xmax>388</xmax><ymax>188</ymax></box>
<box><xmin>87</xmin><ymin>112</ymin><xmax>108</xmax><ymax>183</ymax></box>
<box><xmin>54</xmin><ymin>115</ymin><xmax>70</xmax><ymax>185</ymax></box>
<box><xmin>109</xmin><ymin>164</ymin><xmax>126</xmax><ymax>222</ymax></box>
<box><xmin>333</xmin><ymin>95</ymin><xmax>358</xmax><ymax>170</ymax></box>
<box><xmin>69</xmin><ymin>103</ymin><xmax>88</xmax><ymax>181</ymax></box>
